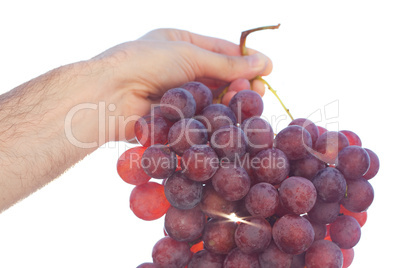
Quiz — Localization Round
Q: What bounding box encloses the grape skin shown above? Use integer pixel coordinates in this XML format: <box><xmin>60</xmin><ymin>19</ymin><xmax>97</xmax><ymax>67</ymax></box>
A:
<box><xmin>251</xmin><ymin>148</ymin><xmax>290</xmax><ymax>185</ymax></box>
<box><xmin>196</xmin><ymin>103</ymin><xmax>237</xmax><ymax>137</ymax></box>
<box><xmin>258</xmin><ymin>241</ymin><xmax>293</xmax><ymax>268</ymax></box>
<box><xmin>202</xmin><ymin>219</ymin><xmax>237</xmax><ymax>255</ymax></box>
<box><xmin>223</xmin><ymin>247</ymin><xmax>260</xmax><ymax>268</ymax></box>
<box><xmin>234</xmin><ymin>216</ymin><xmax>272</xmax><ymax>254</ymax></box>
<box><xmin>275</xmin><ymin>125</ymin><xmax>313</xmax><ymax>161</ymax></box>
<box><xmin>289</xmin><ymin>153</ymin><xmax>326</xmax><ymax>181</ymax></box>
<box><xmin>228</xmin><ymin>89</ymin><xmax>264</xmax><ymax>123</ymax></box>
<box><xmin>211</xmin><ymin>163</ymin><xmax>251</xmax><ymax>201</ymax></box>
<box><xmin>234</xmin><ymin>153</ymin><xmax>255</xmax><ymax>182</ymax></box>
<box><xmin>289</xmin><ymin>118</ymin><xmax>319</xmax><ymax>146</ymax></box>
<box><xmin>141</xmin><ymin>144</ymin><xmax>177</xmax><ymax>179</ymax></box>
<box><xmin>330</xmin><ymin>215</ymin><xmax>361</xmax><ymax>249</ymax></box>
<box><xmin>340</xmin><ymin>130</ymin><xmax>362</xmax><ymax>147</ymax></box>
<box><xmin>291</xmin><ymin>252</ymin><xmax>306</xmax><ymax>268</ymax></box>
<box><xmin>164</xmin><ymin>171</ymin><xmax>203</xmax><ymax>210</ymax></box>
<box><xmin>168</xmin><ymin>118</ymin><xmax>208</xmax><ymax>156</ymax></box>
<box><xmin>341</xmin><ymin>177</ymin><xmax>374</xmax><ymax>212</ymax></box>
<box><xmin>129</xmin><ymin>182</ymin><xmax>170</xmax><ymax>221</ymax></box>
<box><xmin>181</xmin><ymin>145</ymin><xmax>219</xmax><ymax>182</ymax></box>
<box><xmin>116</xmin><ymin>146</ymin><xmax>151</xmax><ymax>185</ymax></box>
<box><xmin>340</xmin><ymin>205</ymin><xmax>367</xmax><ymax>227</ymax></box>
<box><xmin>341</xmin><ymin>248</ymin><xmax>354</xmax><ymax>268</ymax></box>
<box><xmin>312</xmin><ymin>167</ymin><xmax>347</xmax><ymax>203</ymax></box>
<box><xmin>317</xmin><ymin>126</ymin><xmax>328</xmax><ymax>136</ymax></box>
<box><xmin>164</xmin><ymin>206</ymin><xmax>206</xmax><ymax>242</ymax></box>
<box><xmin>305</xmin><ymin>240</ymin><xmax>343</xmax><ymax>268</ymax></box>
<box><xmin>304</xmin><ymin>216</ymin><xmax>327</xmax><ymax>241</ymax></box>
<box><xmin>187</xmin><ymin>249</ymin><xmax>226</xmax><ymax>268</ymax></box>
<box><xmin>363</xmin><ymin>148</ymin><xmax>380</xmax><ymax>180</ymax></box>
<box><xmin>152</xmin><ymin>236</ymin><xmax>192</xmax><ymax>268</ymax></box>
<box><xmin>272</xmin><ymin>214</ymin><xmax>315</xmax><ymax>255</ymax></box>
<box><xmin>181</xmin><ymin>81</ymin><xmax>213</xmax><ymax>115</ymax></box>
<box><xmin>245</xmin><ymin>182</ymin><xmax>279</xmax><ymax>218</ymax></box>
<box><xmin>135</xmin><ymin>114</ymin><xmax>172</xmax><ymax>147</ymax></box>
<box><xmin>313</xmin><ymin>131</ymin><xmax>349</xmax><ymax>164</ymax></box>
<box><xmin>210</xmin><ymin>125</ymin><xmax>248</xmax><ymax>162</ymax></box>
<box><xmin>336</xmin><ymin>145</ymin><xmax>370</xmax><ymax>180</ymax></box>
<box><xmin>241</xmin><ymin>116</ymin><xmax>274</xmax><ymax>156</ymax></box>
<box><xmin>160</xmin><ymin>87</ymin><xmax>196</xmax><ymax>121</ymax></box>
<box><xmin>199</xmin><ymin>183</ymin><xmax>238</xmax><ymax>219</ymax></box>
<box><xmin>307</xmin><ymin>199</ymin><xmax>340</xmax><ymax>224</ymax></box>
<box><xmin>279</xmin><ymin>176</ymin><xmax>317</xmax><ymax>215</ymax></box>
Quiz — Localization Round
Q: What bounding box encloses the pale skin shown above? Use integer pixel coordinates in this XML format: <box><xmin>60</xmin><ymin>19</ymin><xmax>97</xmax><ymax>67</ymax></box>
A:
<box><xmin>0</xmin><ymin>28</ymin><xmax>272</xmax><ymax>212</ymax></box>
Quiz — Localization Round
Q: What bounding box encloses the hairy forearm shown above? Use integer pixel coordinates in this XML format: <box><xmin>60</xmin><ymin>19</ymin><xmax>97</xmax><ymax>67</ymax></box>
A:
<box><xmin>0</xmin><ymin>60</ymin><xmax>117</xmax><ymax>211</ymax></box>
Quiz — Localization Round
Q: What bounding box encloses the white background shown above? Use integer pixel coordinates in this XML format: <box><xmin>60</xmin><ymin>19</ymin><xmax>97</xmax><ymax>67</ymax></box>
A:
<box><xmin>0</xmin><ymin>1</ymin><xmax>400</xmax><ymax>267</ymax></box>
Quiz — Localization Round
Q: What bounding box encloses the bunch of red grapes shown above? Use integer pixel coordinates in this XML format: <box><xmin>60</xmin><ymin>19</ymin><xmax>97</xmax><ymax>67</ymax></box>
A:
<box><xmin>116</xmin><ymin>81</ymin><xmax>380</xmax><ymax>268</ymax></box>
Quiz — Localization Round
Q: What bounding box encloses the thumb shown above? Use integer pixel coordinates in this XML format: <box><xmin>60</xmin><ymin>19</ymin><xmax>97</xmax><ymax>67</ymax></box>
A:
<box><xmin>193</xmin><ymin>49</ymin><xmax>272</xmax><ymax>82</ymax></box>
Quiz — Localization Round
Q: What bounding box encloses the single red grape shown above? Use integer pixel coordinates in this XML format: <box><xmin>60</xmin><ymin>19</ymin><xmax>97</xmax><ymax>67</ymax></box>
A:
<box><xmin>272</xmin><ymin>214</ymin><xmax>314</xmax><ymax>255</ymax></box>
<box><xmin>199</xmin><ymin>183</ymin><xmax>238</xmax><ymax>219</ymax></box>
<box><xmin>305</xmin><ymin>240</ymin><xmax>343</xmax><ymax>268</ymax></box>
<box><xmin>341</xmin><ymin>248</ymin><xmax>355</xmax><ymax>268</ymax></box>
<box><xmin>330</xmin><ymin>215</ymin><xmax>361</xmax><ymax>249</ymax></box>
<box><xmin>228</xmin><ymin>89</ymin><xmax>264</xmax><ymax>123</ymax></box>
<box><xmin>168</xmin><ymin>118</ymin><xmax>208</xmax><ymax>156</ymax></box>
<box><xmin>164</xmin><ymin>171</ymin><xmax>203</xmax><ymax>210</ymax></box>
<box><xmin>234</xmin><ymin>216</ymin><xmax>272</xmax><ymax>254</ymax></box>
<box><xmin>210</xmin><ymin>125</ymin><xmax>248</xmax><ymax>162</ymax></box>
<box><xmin>152</xmin><ymin>236</ymin><xmax>192</xmax><ymax>268</ymax></box>
<box><xmin>363</xmin><ymin>148</ymin><xmax>380</xmax><ymax>180</ymax></box>
<box><xmin>181</xmin><ymin>81</ymin><xmax>213</xmax><ymax>115</ymax></box>
<box><xmin>129</xmin><ymin>182</ymin><xmax>170</xmax><ymax>221</ymax></box>
<box><xmin>245</xmin><ymin>182</ymin><xmax>279</xmax><ymax>218</ymax></box>
<box><xmin>274</xmin><ymin>125</ymin><xmax>313</xmax><ymax>161</ymax></box>
<box><xmin>164</xmin><ymin>206</ymin><xmax>206</xmax><ymax>242</ymax></box>
<box><xmin>251</xmin><ymin>148</ymin><xmax>290</xmax><ymax>185</ymax></box>
<box><xmin>341</xmin><ymin>177</ymin><xmax>374</xmax><ymax>212</ymax></box>
<box><xmin>135</xmin><ymin>114</ymin><xmax>172</xmax><ymax>147</ymax></box>
<box><xmin>141</xmin><ymin>144</ymin><xmax>177</xmax><ymax>179</ymax></box>
<box><xmin>312</xmin><ymin>167</ymin><xmax>347</xmax><ymax>203</ymax></box>
<box><xmin>313</xmin><ymin>131</ymin><xmax>349</xmax><ymax>164</ymax></box>
<box><xmin>203</xmin><ymin>219</ymin><xmax>237</xmax><ymax>255</ymax></box>
<box><xmin>279</xmin><ymin>176</ymin><xmax>317</xmax><ymax>215</ymax></box>
<box><xmin>289</xmin><ymin>118</ymin><xmax>319</xmax><ymax>145</ymax></box>
<box><xmin>196</xmin><ymin>104</ymin><xmax>236</xmax><ymax>137</ymax></box>
<box><xmin>241</xmin><ymin>116</ymin><xmax>274</xmax><ymax>156</ymax></box>
<box><xmin>187</xmin><ymin>249</ymin><xmax>225</xmax><ymax>268</ymax></box>
<box><xmin>160</xmin><ymin>87</ymin><xmax>196</xmax><ymax>121</ymax></box>
<box><xmin>211</xmin><ymin>163</ymin><xmax>250</xmax><ymax>201</ymax></box>
<box><xmin>336</xmin><ymin>145</ymin><xmax>370</xmax><ymax>180</ymax></box>
<box><xmin>181</xmin><ymin>145</ymin><xmax>219</xmax><ymax>182</ymax></box>
<box><xmin>258</xmin><ymin>241</ymin><xmax>293</xmax><ymax>268</ymax></box>
<box><xmin>116</xmin><ymin>146</ymin><xmax>151</xmax><ymax>185</ymax></box>
<box><xmin>340</xmin><ymin>130</ymin><xmax>362</xmax><ymax>146</ymax></box>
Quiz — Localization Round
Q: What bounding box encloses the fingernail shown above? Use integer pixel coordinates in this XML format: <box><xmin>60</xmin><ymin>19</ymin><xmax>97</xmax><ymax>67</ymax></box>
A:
<box><xmin>248</xmin><ymin>53</ymin><xmax>268</xmax><ymax>70</ymax></box>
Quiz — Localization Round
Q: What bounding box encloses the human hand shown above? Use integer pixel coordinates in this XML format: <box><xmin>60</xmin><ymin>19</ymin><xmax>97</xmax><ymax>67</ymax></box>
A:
<box><xmin>93</xmin><ymin>28</ymin><xmax>272</xmax><ymax>142</ymax></box>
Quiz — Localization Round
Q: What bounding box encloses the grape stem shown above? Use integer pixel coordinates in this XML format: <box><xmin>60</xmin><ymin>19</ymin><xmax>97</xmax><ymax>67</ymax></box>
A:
<box><xmin>240</xmin><ymin>24</ymin><xmax>281</xmax><ymax>56</ymax></box>
<box><xmin>257</xmin><ymin>77</ymin><xmax>294</xmax><ymax>120</ymax></box>
<box><xmin>240</xmin><ymin>24</ymin><xmax>294</xmax><ymax>120</ymax></box>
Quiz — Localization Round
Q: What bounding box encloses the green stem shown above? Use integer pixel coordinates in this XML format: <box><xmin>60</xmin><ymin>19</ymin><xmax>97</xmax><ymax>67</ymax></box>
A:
<box><xmin>256</xmin><ymin>77</ymin><xmax>294</xmax><ymax>120</ymax></box>
<box><xmin>240</xmin><ymin>24</ymin><xmax>293</xmax><ymax>120</ymax></box>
